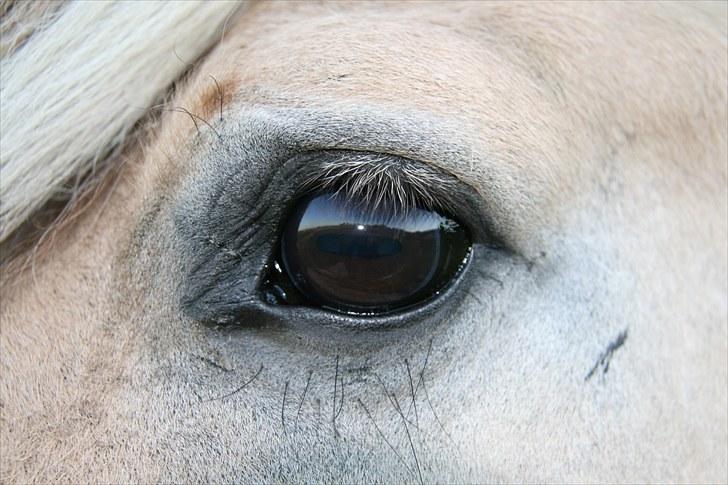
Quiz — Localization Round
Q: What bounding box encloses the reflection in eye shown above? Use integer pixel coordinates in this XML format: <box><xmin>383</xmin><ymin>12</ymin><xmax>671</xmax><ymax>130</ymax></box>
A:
<box><xmin>263</xmin><ymin>193</ymin><xmax>471</xmax><ymax>315</ymax></box>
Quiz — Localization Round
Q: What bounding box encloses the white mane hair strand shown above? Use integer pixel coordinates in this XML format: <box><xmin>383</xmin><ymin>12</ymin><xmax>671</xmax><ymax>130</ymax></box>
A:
<box><xmin>0</xmin><ymin>0</ymin><xmax>245</xmax><ymax>243</ymax></box>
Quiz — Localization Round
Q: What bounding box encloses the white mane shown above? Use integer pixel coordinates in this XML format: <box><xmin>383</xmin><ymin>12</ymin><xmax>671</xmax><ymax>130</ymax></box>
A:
<box><xmin>0</xmin><ymin>0</ymin><xmax>243</xmax><ymax>243</ymax></box>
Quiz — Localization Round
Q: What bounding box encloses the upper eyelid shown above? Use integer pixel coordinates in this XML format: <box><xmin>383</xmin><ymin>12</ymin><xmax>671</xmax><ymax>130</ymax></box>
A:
<box><xmin>185</xmin><ymin>102</ymin><xmax>519</xmax><ymax>250</ymax></box>
<box><xmin>298</xmin><ymin>150</ymin><xmax>460</xmax><ymax>214</ymax></box>
<box><xmin>209</xmin><ymin>103</ymin><xmax>480</xmax><ymax>179</ymax></box>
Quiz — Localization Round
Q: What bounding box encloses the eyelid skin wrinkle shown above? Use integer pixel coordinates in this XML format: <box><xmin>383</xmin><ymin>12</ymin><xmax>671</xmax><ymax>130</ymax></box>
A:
<box><xmin>184</xmin><ymin>102</ymin><xmax>518</xmax><ymax>248</ymax></box>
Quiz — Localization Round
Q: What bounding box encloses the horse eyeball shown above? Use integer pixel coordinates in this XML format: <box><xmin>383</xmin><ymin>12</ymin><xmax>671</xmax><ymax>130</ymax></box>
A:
<box><xmin>265</xmin><ymin>192</ymin><xmax>471</xmax><ymax>315</ymax></box>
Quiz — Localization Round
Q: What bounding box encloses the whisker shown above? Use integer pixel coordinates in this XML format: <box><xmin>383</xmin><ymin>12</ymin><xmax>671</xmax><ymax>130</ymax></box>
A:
<box><xmin>332</xmin><ymin>354</ymin><xmax>340</xmax><ymax>438</ymax></box>
<box><xmin>374</xmin><ymin>372</ymin><xmax>418</xmax><ymax>429</ymax></box>
<box><xmin>408</xmin><ymin>339</ymin><xmax>433</xmax><ymax>417</ymax></box>
<box><xmin>204</xmin><ymin>364</ymin><xmax>263</xmax><ymax>402</ymax></box>
<box><xmin>336</xmin><ymin>371</ymin><xmax>345</xmax><ymax>421</ymax></box>
<box><xmin>420</xmin><ymin>366</ymin><xmax>457</xmax><ymax>450</ymax></box>
<box><xmin>281</xmin><ymin>380</ymin><xmax>289</xmax><ymax>435</ymax></box>
<box><xmin>173</xmin><ymin>43</ymin><xmax>194</xmax><ymax>71</ymax></box>
<box><xmin>405</xmin><ymin>359</ymin><xmax>419</xmax><ymax>428</ymax></box>
<box><xmin>356</xmin><ymin>398</ymin><xmax>414</xmax><ymax>478</ymax></box>
<box><xmin>170</xmin><ymin>106</ymin><xmax>200</xmax><ymax>135</ymax></box>
<box><xmin>168</xmin><ymin>107</ymin><xmax>223</xmax><ymax>141</ymax></box>
<box><xmin>209</xmin><ymin>74</ymin><xmax>224</xmax><ymax>123</ymax></box>
<box><xmin>391</xmin><ymin>392</ymin><xmax>424</xmax><ymax>485</ymax></box>
<box><xmin>294</xmin><ymin>370</ymin><xmax>313</xmax><ymax>432</ymax></box>
<box><xmin>374</xmin><ymin>373</ymin><xmax>399</xmax><ymax>415</ymax></box>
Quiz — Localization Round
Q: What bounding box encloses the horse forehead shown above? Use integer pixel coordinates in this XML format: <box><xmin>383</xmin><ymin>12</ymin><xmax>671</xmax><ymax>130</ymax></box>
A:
<box><xmin>172</xmin><ymin>1</ymin><xmax>725</xmax><ymax>230</ymax></box>
<box><xmin>211</xmin><ymin>3</ymin><xmax>570</xmax><ymax>123</ymax></box>
<box><xmin>176</xmin><ymin>3</ymin><xmax>580</xmax><ymax>219</ymax></box>
<box><xmin>206</xmin><ymin>2</ymin><xmax>698</xmax><ymax>108</ymax></box>
<box><xmin>213</xmin><ymin>1</ymin><xmax>722</xmax><ymax>114</ymax></box>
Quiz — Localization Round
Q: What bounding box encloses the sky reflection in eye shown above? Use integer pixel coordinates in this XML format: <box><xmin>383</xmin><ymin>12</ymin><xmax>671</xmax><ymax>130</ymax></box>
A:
<box><xmin>297</xmin><ymin>193</ymin><xmax>447</xmax><ymax>233</ymax></box>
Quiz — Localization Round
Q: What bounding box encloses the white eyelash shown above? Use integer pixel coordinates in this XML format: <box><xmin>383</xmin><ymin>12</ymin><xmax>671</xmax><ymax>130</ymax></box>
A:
<box><xmin>301</xmin><ymin>152</ymin><xmax>457</xmax><ymax>215</ymax></box>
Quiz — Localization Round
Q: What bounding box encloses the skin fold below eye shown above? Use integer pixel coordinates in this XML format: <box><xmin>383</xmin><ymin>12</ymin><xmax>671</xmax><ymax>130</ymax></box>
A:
<box><xmin>262</xmin><ymin>192</ymin><xmax>472</xmax><ymax>315</ymax></box>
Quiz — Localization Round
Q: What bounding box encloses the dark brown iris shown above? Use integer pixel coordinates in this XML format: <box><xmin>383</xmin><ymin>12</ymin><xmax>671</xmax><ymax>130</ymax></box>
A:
<box><xmin>273</xmin><ymin>193</ymin><xmax>471</xmax><ymax>314</ymax></box>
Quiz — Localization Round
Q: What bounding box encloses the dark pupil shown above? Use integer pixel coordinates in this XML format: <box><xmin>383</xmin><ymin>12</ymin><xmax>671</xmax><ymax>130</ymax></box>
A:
<box><xmin>278</xmin><ymin>193</ymin><xmax>470</xmax><ymax>314</ymax></box>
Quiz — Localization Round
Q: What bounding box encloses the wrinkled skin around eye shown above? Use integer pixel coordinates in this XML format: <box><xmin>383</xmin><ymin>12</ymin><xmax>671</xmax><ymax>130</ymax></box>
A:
<box><xmin>0</xmin><ymin>2</ymin><xmax>726</xmax><ymax>483</ymax></box>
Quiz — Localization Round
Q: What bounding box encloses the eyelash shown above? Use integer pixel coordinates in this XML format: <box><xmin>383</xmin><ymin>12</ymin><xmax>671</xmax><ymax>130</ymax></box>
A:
<box><xmin>299</xmin><ymin>150</ymin><xmax>460</xmax><ymax>216</ymax></box>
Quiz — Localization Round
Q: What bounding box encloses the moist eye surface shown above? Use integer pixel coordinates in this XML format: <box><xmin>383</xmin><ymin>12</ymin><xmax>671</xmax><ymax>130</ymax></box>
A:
<box><xmin>268</xmin><ymin>192</ymin><xmax>471</xmax><ymax>315</ymax></box>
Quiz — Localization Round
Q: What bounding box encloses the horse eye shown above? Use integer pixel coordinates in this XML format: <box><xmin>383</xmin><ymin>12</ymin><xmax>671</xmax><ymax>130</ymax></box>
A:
<box><xmin>262</xmin><ymin>193</ymin><xmax>472</xmax><ymax>315</ymax></box>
